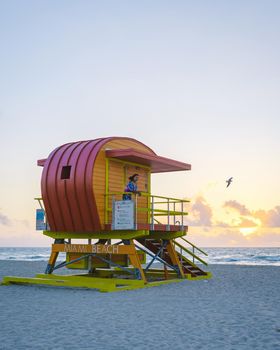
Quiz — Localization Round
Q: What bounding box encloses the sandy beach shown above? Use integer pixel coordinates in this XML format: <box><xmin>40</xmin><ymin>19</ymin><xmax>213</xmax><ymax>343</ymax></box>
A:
<box><xmin>0</xmin><ymin>262</ymin><xmax>279</xmax><ymax>350</ymax></box>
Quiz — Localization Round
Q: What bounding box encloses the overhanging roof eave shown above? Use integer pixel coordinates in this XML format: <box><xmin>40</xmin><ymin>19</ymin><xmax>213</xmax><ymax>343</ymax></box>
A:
<box><xmin>106</xmin><ymin>148</ymin><xmax>191</xmax><ymax>173</ymax></box>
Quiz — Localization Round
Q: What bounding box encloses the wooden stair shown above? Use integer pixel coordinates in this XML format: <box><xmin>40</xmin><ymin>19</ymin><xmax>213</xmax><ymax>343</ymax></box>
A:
<box><xmin>137</xmin><ymin>238</ymin><xmax>208</xmax><ymax>278</ymax></box>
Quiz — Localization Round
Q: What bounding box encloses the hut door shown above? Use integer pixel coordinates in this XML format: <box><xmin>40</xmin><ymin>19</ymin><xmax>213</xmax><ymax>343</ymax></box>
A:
<box><xmin>124</xmin><ymin>164</ymin><xmax>150</xmax><ymax>225</ymax></box>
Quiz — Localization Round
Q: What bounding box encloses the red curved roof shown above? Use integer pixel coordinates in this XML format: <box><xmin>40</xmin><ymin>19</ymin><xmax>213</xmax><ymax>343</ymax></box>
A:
<box><xmin>40</xmin><ymin>137</ymin><xmax>155</xmax><ymax>232</ymax></box>
<box><xmin>40</xmin><ymin>136</ymin><xmax>191</xmax><ymax>233</ymax></box>
<box><xmin>42</xmin><ymin>139</ymin><xmax>101</xmax><ymax>232</ymax></box>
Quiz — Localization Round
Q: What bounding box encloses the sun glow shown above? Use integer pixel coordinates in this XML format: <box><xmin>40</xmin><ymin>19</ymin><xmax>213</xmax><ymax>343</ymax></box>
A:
<box><xmin>239</xmin><ymin>227</ymin><xmax>258</xmax><ymax>236</ymax></box>
<box><xmin>239</xmin><ymin>217</ymin><xmax>262</xmax><ymax>236</ymax></box>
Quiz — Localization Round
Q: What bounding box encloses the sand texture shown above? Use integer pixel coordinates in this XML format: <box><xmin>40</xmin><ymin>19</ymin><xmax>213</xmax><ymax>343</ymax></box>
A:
<box><xmin>0</xmin><ymin>261</ymin><xmax>279</xmax><ymax>350</ymax></box>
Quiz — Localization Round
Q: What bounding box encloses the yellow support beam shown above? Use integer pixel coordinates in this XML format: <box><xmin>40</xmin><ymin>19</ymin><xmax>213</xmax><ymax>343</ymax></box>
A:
<box><xmin>165</xmin><ymin>241</ymin><xmax>185</xmax><ymax>278</ymax></box>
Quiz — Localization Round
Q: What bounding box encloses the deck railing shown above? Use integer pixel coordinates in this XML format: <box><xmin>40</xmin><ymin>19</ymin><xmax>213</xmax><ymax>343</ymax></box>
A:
<box><xmin>105</xmin><ymin>192</ymin><xmax>190</xmax><ymax>230</ymax></box>
<box><xmin>35</xmin><ymin>194</ymin><xmax>191</xmax><ymax>232</ymax></box>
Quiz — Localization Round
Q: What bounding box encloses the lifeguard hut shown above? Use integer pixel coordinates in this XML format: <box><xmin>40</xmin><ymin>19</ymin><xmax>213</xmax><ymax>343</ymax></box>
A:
<box><xmin>2</xmin><ymin>137</ymin><xmax>211</xmax><ymax>291</ymax></box>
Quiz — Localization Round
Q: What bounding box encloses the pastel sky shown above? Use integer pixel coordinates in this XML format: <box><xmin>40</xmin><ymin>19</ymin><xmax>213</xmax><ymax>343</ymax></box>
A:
<box><xmin>0</xmin><ymin>1</ymin><xmax>279</xmax><ymax>247</ymax></box>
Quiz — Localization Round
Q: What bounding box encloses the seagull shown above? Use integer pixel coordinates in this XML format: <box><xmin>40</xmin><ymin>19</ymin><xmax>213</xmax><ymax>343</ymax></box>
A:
<box><xmin>226</xmin><ymin>177</ymin><xmax>233</xmax><ymax>188</ymax></box>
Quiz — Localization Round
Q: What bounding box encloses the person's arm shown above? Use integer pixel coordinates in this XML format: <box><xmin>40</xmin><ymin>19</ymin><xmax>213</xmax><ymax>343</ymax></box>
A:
<box><xmin>132</xmin><ymin>183</ymin><xmax>141</xmax><ymax>196</ymax></box>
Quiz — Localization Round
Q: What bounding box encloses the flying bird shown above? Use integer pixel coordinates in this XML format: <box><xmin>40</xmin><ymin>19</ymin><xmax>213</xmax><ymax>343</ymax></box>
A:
<box><xmin>226</xmin><ymin>177</ymin><xmax>233</xmax><ymax>188</ymax></box>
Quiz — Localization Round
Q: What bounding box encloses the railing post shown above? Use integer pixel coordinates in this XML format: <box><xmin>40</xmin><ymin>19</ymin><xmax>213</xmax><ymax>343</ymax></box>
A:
<box><xmin>173</xmin><ymin>202</ymin><xmax>176</xmax><ymax>225</ymax></box>
<box><xmin>104</xmin><ymin>194</ymin><xmax>108</xmax><ymax>225</ymax></box>
<box><xmin>192</xmin><ymin>246</ymin><xmax>195</xmax><ymax>264</ymax></box>
<box><xmin>135</xmin><ymin>193</ymin><xmax>138</xmax><ymax>230</ymax></box>
<box><xmin>167</xmin><ymin>198</ymin><xmax>170</xmax><ymax>230</ymax></box>
<box><xmin>180</xmin><ymin>246</ymin><xmax>183</xmax><ymax>265</ymax></box>
<box><xmin>111</xmin><ymin>195</ymin><xmax>115</xmax><ymax>229</ymax></box>
<box><xmin>151</xmin><ymin>195</ymin><xmax>154</xmax><ymax>230</ymax></box>
<box><xmin>181</xmin><ymin>201</ymin><xmax>184</xmax><ymax>231</ymax></box>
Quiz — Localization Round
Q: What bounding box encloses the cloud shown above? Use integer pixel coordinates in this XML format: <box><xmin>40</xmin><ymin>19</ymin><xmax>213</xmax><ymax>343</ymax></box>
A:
<box><xmin>215</xmin><ymin>221</ymin><xmax>230</xmax><ymax>227</ymax></box>
<box><xmin>188</xmin><ymin>198</ymin><xmax>259</xmax><ymax>229</ymax></box>
<box><xmin>0</xmin><ymin>209</ymin><xmax>31</xmax><ymax>229</ymax></box>
<box><xmin>223</xmin><ymin>200</ymin><xmax>280</xmax><ymax>228</ymax></box>
<box><xmin>185</xmin><ymin>196</ymin><xmax>213</xmax><ymax>226</ymax></box>
<box><xmin>223</xmin><ymin>200</ymin><xmax>251</xmax><ymax>215</ymax></box>
<box><xmin>182</xmin><ymin>194</ymin><xmax>280</xmax><ymax>246</ymax></box>
<box><xmin>254</xmin><ymin>206</ymin><xmax>280</xmax><ymax>227</ymax></box>
<box><xmin>187</xmin><ymin>227</ymin><xmax>249</xmax><ymax>247</ymax></box>
<box><xmin>187</xmin><ymin>226</ymin><xmax>280</xmax><ymax>247</ymax></box>
<box><xmin>236</xmin><ymin>217</ymin><xmax>258</xmax><ymax>228</ymax></box>
<box><xmin>185</xmin><ymin>195</ymin><xmax>280</xmax><ymax>234</ymax></box>
<box><xmin>0</xmin><ymin>212</ymin><xmax>11</xmax><ymax>226</ymax></box>
<box><xmin>220</xmin><ymin>201</ymin><xmax>280</xmax><ymax>228</ymax></box>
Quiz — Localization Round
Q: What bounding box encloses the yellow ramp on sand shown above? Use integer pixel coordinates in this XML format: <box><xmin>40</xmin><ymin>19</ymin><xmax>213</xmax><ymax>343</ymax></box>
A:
<box><xmin>1</xmin><ymin>274</ymin><xmax>186</xmax><ymax>293</ymax></box>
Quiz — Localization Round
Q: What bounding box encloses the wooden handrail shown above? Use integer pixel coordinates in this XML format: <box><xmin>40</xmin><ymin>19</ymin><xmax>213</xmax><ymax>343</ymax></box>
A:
<box><xmin>106</xmin><ymin>207</ymin><xmax>188</xmax><ymax>216</ymax></box>
<box><xmin>180</xmin><ymin>236</ymin><xmax>208</xmax><ymax>256</ymax></box>
<box><xmin>174</xmin><ymin>240</ymin><xmax>208</xmax><ymax>266</ymax></box>
<box><xmin>105</xmin><ymin>192</ymin><xmax>190</xmax><ymax>203</ymax></box>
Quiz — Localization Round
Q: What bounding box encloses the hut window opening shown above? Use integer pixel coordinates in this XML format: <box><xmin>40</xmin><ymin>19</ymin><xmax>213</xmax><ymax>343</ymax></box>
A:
<box><xmin>61</xmin><ymin>166</ymin><xmax>71</xmax><ymax>180</ymax></box>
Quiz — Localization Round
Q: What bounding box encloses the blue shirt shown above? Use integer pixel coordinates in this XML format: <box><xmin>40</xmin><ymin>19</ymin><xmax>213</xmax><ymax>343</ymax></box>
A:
<box><xmin>123</xmin><ymin>181</ymin><xmax>137</xmax><ymax>200</ymax></box>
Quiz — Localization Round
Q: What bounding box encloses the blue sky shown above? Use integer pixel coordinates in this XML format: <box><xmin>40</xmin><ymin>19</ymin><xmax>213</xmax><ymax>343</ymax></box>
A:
<box><xmin>0</xmin><ymin>1</ymin><xmax>280</xmax><ymax>246</ymax></box>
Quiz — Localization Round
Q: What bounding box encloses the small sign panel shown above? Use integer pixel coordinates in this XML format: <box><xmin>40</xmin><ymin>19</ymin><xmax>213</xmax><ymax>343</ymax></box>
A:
<box><xmin>112</xmin><ymin>200</ymin><xmax>135</xmax><ymax>230</ymax></box>
<box><xmin>36</xmin><ymin>209</ymin><xmax>46</xmax><ymax>230</ymax></box>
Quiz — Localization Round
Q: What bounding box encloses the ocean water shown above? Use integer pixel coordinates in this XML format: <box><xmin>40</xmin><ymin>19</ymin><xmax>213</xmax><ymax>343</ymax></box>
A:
<box><xmin>0</xmin><ymin>247</ymin><xmax>65</xmax><ymax>262</ymax></box>
<box><xmin>206</xmin><ymin>247</ymin><xmax>280</xmax><ymax>266</ymax></box>
<box><xmin>0</xmin><ymin>247</ymin><xmax>279</xmax><ymax>266</ymax></box>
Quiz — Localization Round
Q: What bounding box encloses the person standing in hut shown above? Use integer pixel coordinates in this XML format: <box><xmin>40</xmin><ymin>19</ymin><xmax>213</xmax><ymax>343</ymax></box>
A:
<box><xmin>123</xmin><ymin>173</ymin><xmax>141</xmax><ymax>200</ymax></box>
